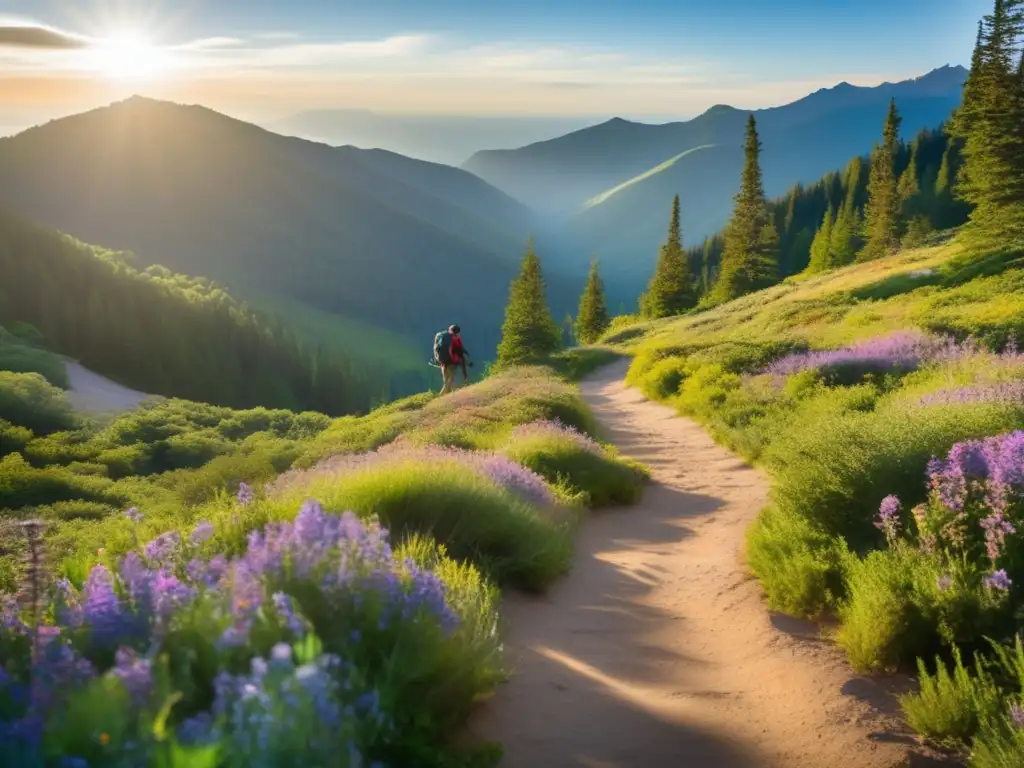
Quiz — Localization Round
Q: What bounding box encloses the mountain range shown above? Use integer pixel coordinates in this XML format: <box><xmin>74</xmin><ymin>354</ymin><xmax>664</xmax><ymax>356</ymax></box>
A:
<box><xmin>0</xmin><ymin>96</ymin><xmax>576</xmax><ymax>391</ymax></box>
<box><xmin>464</xmin><ymin>65</ymin><xmax>968</xmax><ymax>296</ymax></box>
<box><xmin>0</xmin><ymin>65</ymin><xmax>967</xmax><ymax>396</ymax></box>
<box><xmin>266</xmin><ymin>110</ymin><xmax>615</xmax><ymax>167</ymax></box>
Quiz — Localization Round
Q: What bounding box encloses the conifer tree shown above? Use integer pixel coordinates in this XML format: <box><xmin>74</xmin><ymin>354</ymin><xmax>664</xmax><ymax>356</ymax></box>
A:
<box><xmin>898</xmin><ymin>140</ymin><xmax>921</xmax><ymax>209</ymax></box>
<box><xmin>574</xmin><ymin>258</ymin><xmax>611</xmax><ymax>344</ymax></box>
<box><xmin>860</xmin><ymin>99</ymin><xmax>904</xmax><ymax>260</ymax></box>
<box><xmin>713</xmin><ymin>115</ymin><xmax>779</xmax><ymax>301</ymax></box>
<box><xmin>956</xmin><ymin>0</ymin><xmax>1024</xmax><ymax>248</ymax></box>
<box><xmin>806</xmin><ymin>206</ymin><xmax>835</xmax><ymax>274</ymax></box>
<box><xmin>495</xmin><ymin>237</ymin><xmax>562</xmax><ymax>367</ymax></box>
<box><xmin>830</xmin><ymin>203</ymin><xmax>861</xmax><ymax>266</ymax></box>
<box><xmin>640</xmin><ymin>195</ymin><xmax>697</xmax><ymax>317</ymax></box>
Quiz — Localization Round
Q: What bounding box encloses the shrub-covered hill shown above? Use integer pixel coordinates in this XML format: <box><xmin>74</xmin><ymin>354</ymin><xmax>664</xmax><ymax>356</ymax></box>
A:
<box><xmin>0</xmin><ymin>210</ymin><xmax>374</xmax><ymax>416</ymax></box>
<box><xmin>0</xmin><ymin>348</ymin><xmax>644</xmax><ymax>766</ymax></box>
<box><xmin>607</xmin><ymin>235</ymin><xmax>1024</xmax><ymax>762</ymax></box>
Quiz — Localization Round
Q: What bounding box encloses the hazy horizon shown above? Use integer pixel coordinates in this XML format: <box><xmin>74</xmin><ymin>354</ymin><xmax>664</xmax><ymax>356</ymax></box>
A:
<box><xmin>0</xmin><ymin>0</ymin><xmax>987</xmax><ymax>134</ymax></box>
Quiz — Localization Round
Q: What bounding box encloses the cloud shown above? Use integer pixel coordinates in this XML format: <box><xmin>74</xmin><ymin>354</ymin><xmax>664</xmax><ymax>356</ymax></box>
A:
<box><xmin>0</xmin><ymin>24</ymin><xmax>87</xmax><ymax>49</ymax></box>
<box><xmin>174</xmin><ymin>37</ymin><xmax>246</xmax><ymax>51</ymax></box>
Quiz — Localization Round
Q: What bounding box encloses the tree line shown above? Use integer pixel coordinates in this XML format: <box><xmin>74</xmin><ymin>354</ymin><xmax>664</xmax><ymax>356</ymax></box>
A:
<box><xmin>0</xmin><ymin>210</ymin><xmax>374</xmax><ymax>415</ymax></box>
<box><xmin>558</xmin><ymin>0</ymin><xmax>1023</xmax><ymax>326</ymax></box>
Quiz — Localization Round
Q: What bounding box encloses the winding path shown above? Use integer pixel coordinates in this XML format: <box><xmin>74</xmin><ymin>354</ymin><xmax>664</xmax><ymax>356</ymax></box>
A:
<box><xmin>468</xmin><ymin>360</ymin><xmax>934</xmax><ymax>768</ymax></box>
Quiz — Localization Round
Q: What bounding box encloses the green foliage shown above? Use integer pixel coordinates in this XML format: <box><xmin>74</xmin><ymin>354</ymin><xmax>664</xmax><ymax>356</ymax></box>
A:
<box><xmin>495</xmin><ymin>239</ymin><xmax>562</xmax><ymax>368</ymax></box>
<box><xmin>271</xmin><ymin>462</ymin><xmax>573</xmax><ymax>591</ymax></box>
<box><xmin>640</xmin><ymin>195</ymin><xmax>697</xmax><ymax>318</ymax></box>
<box><xmin>0</xmin><ymin>371</ymin><xmax>78</xmax><ymax>434</ymax></box>
<box><xmin>0</xmin><ymin>210</ymin><xmax>370</xmax><ymax>415</ymax></box>
<box><xmin>900</xmin><ymin>648</ymin><xmax>1001</xmax><ymax>751</ymax></box>
<box><xmin>574</xmin><ymin>259</ymin><xmax>612</xmax><ymax>344</ymax></box>
<box><xmin>805</xmin><ymin>206</ymin><xmax>835</xmax><ymax>274</ymax></box>
<box><xmin>745</xmin><ymin>505</ymin><xmax>850</xmax><ymax>618</ymax></box>
<box><xmin>503</xmin><ymin>434</ymin><xmax>647</xmax><ymax>508</ymax></box>
<box><xmin>0</xmin><ymin>330</ymin><xmax>68</xmax><ymax>388</ymax></box>
<box><xmin>860</xmin><ymin>99</ymin><xmax>905</xmax><ymax>261</ymax></box>
<box><xmin>953</xmin><ymin>0</ymin><xmax>1024</xmax><ymax>252</ymax></box>
<box><xmin>712</xmin><ymin>115</ymin><xmax>779</xmax><ymax>301</ymax></box>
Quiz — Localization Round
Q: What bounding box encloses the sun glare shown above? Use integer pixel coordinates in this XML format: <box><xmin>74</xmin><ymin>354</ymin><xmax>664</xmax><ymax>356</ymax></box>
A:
<box><xmin>84</xmin><ymin>31</ymin><xmax>171</xmax><ymax>81</ymax></box>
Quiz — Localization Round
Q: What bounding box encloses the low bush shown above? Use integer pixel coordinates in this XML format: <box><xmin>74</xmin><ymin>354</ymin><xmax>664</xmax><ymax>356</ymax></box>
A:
<box><xmin>0</xmin><ymin>371</ymin><xmax>78</xmax><ymax>435</ymax></box>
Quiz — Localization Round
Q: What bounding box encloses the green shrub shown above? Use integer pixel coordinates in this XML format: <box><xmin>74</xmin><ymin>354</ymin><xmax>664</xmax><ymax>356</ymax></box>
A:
<box><xmin>503</xmin><ymin>434</ymin><xmax>646</xmax><ymax>508</ymax></box>
<box><xmin>0</xmin><ymin>419</ymin><xmax>32</xmax><ymax>456</ymax></box>
<box><xmin>0</xmin><ymin>371</ymin><xmax>78</xmax><ymax>434</ymax></box>
<box><xmin>766</xmin><ymin>402</ymin><xmax>1024</xmax><ymax>549</ymax></box>
<box><xmin>0</xmin><ymin>453</ymin><xmax>125</xmax><ymax>513</ymax></box>
<box><xmin>95</xmin><ymin>443</ymin><xmax>154</xmax><ymax>478</ymax></box>
<box><xmin>0</xmin><ymin>338</ymin><xmax>68</xmax><ymax>388</ymax></box>
<box><xmin>267</xmin><ymin>462</ymin><xmax>573</xmax><ymax>591</ymax></box>
<box><xmin>36</xmin><ymin>499</ymin><xmax>116</xmax><ymax>521</ymax></box>
<box><xmin>164</xmin><ymin>453</ymin><xmax>278</xmax><ymax>507</ymax></box>
<box><xmin>900</xmin><ymin>648</ymin><xmax>1001</xmax><ymax>751</ymax></box>
<box><xmin>745</xmin><ymin>506</ymin><xmax>850</xmax><ymax>618</ymax></box>
<box><xmin>634</xmin><ymin>356</ymin><xmax>689</xmax><ymax>401</ymax></box>
<box><xmin>161</xmin><ymin>431</ymin><xmax>232</xmax><ymax>470</ymax></box>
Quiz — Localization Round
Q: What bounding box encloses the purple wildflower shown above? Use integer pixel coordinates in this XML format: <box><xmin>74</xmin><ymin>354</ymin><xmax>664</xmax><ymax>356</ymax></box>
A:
<box><xmin>875</xmin><ymin>495</ymin><xmax>902</xmax><ymax>544</ymax></box>
<box><xmin>124</xmin><ymin>507</ymin><xmax>143</xmax><ymax>523</ymax></box>
<box><xmin>985</xmin><ymin>569</ymin><xmax>1012</xmax><ymax>590</ymax></box>
<box><xmin>980</xmin><ymin>512</ymin><xmax>1016</xmax><ymax>562</ymax></box>
<box><xmin>237</xmin><ymin>481</ymin><xmax>255</xmax><ymax>506</ymax></box>
<box><xmin>112</xmin><ymin>647</ymin><xmax>152</xmax><ymax>703</ymax></box>
<box><xmin>937</xmin><ymin>574</ymin><xmax>953</xmax><ymax>592</ymax></box>
<box><xmin>81</xmin><ymin>565</ymin><xmax>126</xmax><ymax>643</ymax></box>
<box><xmin>764</xmin><ymin>330</ymin><xmax>957</xmax><ymax>379</ymax></box>
<box><xmin>1011</xmin><ymin>702</ymin><xmax>1024</xmax><ymax>729</ymax></box>
<box><xmin>143</xmin><ymin>531</ymin><xmax>181</xmax><ymax>565</ymax></box>
<box><xmin>272</xmin><ymin>592</ymin><xmax>307</xmax><ymax>636</ymax></box>
<box><xmin>510</xmin><ymin>419</ymin><xmax>603</xmax><ymax>454</ymax></box>
<box><xmin>190</xmin><ymin>520</ymin><xmax>215</xmax><ymax>545</ymax></box>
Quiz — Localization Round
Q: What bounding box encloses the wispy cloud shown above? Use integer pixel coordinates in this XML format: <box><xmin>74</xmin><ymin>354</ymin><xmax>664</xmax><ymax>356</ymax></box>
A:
<box><xmin>0</xmin><ymin>23</ymin><xmax>87</xmax><ymax>49</ymax></box>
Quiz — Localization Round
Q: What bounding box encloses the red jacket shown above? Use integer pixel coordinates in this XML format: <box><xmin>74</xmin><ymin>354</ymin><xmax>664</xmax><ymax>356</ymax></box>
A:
<box><xmin>449</xmin><ymin>335</ymin><xmax>465</xmax><ymax>364</ymax></box>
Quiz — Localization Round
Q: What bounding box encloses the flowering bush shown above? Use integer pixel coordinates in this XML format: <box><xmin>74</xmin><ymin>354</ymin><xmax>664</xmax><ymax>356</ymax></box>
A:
<box><xmin>0</xmin><ymin>500</ymin><xmax>502</xmax><ymax>767</ymax></box>
<box><xmin>271</xmin><ymin>442</ymin><xmax>556</xmax><ymax>509</ymax></box>
<box><xmin>508</xmin><ymin>419</ymin><xmax>603</xmax><ymax>456</ymax></box>
<box><xmin>764</xmin><ymin>330</ymin><xmax>961</xmax><ymax>380</ymax></box>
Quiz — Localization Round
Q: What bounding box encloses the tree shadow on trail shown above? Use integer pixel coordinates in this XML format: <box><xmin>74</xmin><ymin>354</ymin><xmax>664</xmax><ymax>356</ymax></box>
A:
<box><xmin>465</xmin><ymin>479</ymin><xmax>758</xmax><ymax>767</ymax></box>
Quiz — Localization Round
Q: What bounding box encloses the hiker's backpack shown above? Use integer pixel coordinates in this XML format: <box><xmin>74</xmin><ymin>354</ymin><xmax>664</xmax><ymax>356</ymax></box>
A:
<box><xmin>433</xmin><ymin>330</ymin><xmax>452</xmax><ymax>365</ymax></box>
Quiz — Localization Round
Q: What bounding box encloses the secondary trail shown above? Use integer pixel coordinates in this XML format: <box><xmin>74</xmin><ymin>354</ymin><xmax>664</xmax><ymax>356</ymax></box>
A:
<box><xmin>469</xmin><ymin>359</ymin><xmax>930</xmax><ymax>768</ymax></box>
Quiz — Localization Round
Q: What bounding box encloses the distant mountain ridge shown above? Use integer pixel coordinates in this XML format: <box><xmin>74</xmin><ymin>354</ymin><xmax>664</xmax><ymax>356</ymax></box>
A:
<box><xmin>461</xmin><ymin>65</ymin><xmax>967</xmax><ymax>303</ymax></box>
<box><xmin>464</xmin><ymin>65</ymin><xmax>967</xmax><ymax>215</ymax></box>
<box><xmin>0</xmin><ymin>96</ymin><xmax>577</xmax><ymax>383</ymax></box>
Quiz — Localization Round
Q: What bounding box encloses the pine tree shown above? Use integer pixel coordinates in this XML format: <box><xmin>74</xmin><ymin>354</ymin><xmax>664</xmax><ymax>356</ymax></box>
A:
<box><xmin>860</xmin><ymin>99</ymin><xmax>904</xmax><ymax>260</ymax></box>
<box><xmin>806</xmin><ymin>206</ymin><xmax>835</xmax><ymax>274</ymax></box>
<box><xmin>640</xmin><ymin>195</ymin><xmax>697</xmax><ymax>317</ymax></box>
<box><xmin>830</xmin><ymin>203</ymin><xmax>862</xmax><ymax>266</ymax></box>
<box><xmin>712</xmin><ymin>115</ymin><xmax>779</xmax><ymax>301</ymax></box>
<box><xmin>956</xmin><ymin>0</ymin><xmax>1024</xmax><ymax>248</ymax></box>
<box><xmin>898</xmin><ymin>140</ymin><xmax>921</xmax><ymax>210</ymax></box>
<box><xmin>495</xmin><ymin>237</ymin><xmax>562</xmax><ymax>367</ymax></box>
<box><xmin>574</xmin><ymin>258</ymin><xmax>611</xmax><ymax>344</ymax></box>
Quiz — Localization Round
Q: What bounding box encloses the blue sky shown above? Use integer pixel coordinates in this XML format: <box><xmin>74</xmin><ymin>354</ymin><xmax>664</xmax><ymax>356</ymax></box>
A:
<box><xmin>0</xmin><ymin>0</ymin><xmax>991</xmax><ymax>123</ymax></box>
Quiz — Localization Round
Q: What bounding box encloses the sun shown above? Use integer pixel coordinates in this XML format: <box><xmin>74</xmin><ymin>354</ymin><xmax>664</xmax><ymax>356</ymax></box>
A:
<box><xmin>85</xmin><ymin>31</ymin><xmax>171</xmax><ymax>81</ymax></box>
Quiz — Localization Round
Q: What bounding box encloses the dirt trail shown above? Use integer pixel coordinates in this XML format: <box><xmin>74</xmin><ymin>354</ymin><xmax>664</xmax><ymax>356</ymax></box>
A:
<box><xmin>469</xmin><ymin>359</ymin><xmax>932</xmax><ymax>768</ymax></box>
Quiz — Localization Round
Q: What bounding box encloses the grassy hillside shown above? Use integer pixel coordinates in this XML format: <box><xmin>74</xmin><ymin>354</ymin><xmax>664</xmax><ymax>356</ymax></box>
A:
<box><xmin>0</xmin><ymin>349</ymin><xmax>645</xmax><ymax>765</ymax></box>
<box><xmin>608</xmin><ymin>235</ymin><xmax>1024</xmax><ymax>758</ymax></box>
<box><xmin>0</xmin><ymin>210</ymin><xmax>372</xmax><ymax>415</ymax></box>
<box><xmin>0</xmin><ymin>96</ymin><xmax>579</xmax><ymax>366</ymax></box>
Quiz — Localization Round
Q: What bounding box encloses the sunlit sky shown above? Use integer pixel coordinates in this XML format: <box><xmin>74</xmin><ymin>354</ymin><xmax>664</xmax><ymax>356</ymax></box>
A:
<box><xmin>0</xmin><ymin>0</ymin><xmax>989</xmax><ymax>131</ymax></box>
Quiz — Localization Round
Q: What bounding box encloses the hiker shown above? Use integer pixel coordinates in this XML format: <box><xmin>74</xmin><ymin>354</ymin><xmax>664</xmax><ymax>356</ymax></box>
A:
<box><xmin>434</xmin><ymin>324</ymin><xmax>470</xmax><ymax>394</ymax></box>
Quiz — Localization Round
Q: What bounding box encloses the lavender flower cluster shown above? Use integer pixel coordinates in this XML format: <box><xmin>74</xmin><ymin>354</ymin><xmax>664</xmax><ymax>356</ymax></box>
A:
<box><xmin>764</xmin><ymin>330</ymin><xmax>962</xmax><ymax>379</ymax></box>
<box><xmin>509</xmin><ymin>419</ymin><xmax>603</xmax><ymax>455</ymax></box>
<box><xmin>0</xmin><ymin>500</ymin><xmax>461</xmax><ymax>764</ymax></box>
<box><xmin>919</xmin><ymin>379</ymin><xmax>1024</xmax><ymax>407</ymax></box>
<box><xmin>271</xmin><ymin>442</ymin><xmax>556</xmax><ymax>508</ymax></box>
<box><xmin>884</xmin><ymin>431</ymin><xmax>1024</xmax><ymax>594</ymax></box>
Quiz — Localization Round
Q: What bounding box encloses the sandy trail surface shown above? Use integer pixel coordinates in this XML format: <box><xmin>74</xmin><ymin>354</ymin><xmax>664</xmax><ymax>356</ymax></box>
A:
<box><xmin>468</xmin><ymin>359</ymin><xmax>939</xmax><ymax>768</ymax></box>
<box><xmin>64</xmin><ymin>360</ymin><xmax>151</xmax><ymax>416</ymax></box>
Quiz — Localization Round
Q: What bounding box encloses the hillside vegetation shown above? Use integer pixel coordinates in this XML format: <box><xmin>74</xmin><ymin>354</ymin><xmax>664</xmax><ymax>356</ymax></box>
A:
<box><xmin>611</xmin><ymin>234</ymin><xmax>1024</xmax><ymax>759</ymax></box>
<box><xmin>0</xmin><ymin>212</ymin><xmax>374</xmax><ymax>414</ymax></box>
<box><xmin>0</xmin><ymin>97</ymin><xmax>578</xmax><ymax>375</ymax></box>
<box><xmin>0</xmin><ymin>346</ymin><xmax>645</xmax><ymax>766</ymax></box>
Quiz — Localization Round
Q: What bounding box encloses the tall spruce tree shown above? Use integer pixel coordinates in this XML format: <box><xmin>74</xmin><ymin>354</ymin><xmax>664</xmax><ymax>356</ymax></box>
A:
<box><xmin>495</xmin><ymin>238</ymin><xmax>562</xmax><ymax>367</ymax></box>
<box><xmin>860</xmin><ymin>98</ymin><xmax>904</xmax><ymax>260</ymax></box>
<box><xmin>574</xmin><ymin>258</ymin><xmax>611</xmax><ymax>344</ymax></box>
<box><xmin>712</xmin><ymin>115</ymin><xmax>779</xmax><ymax>301</ymax></box>
<box><xmin>640</xmin><ymin>195</ymin><xmax>696</xmax><ymax>317</ymax></box>
<box><xmin>806</xmin><ymin>206</ymin><xmax>835</xmax><ymax>274</ymax></box>
<box><xmin>956</xmin><ymin>0</ymin><xmax>1024</xmax><ymax>248</ymax></box>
